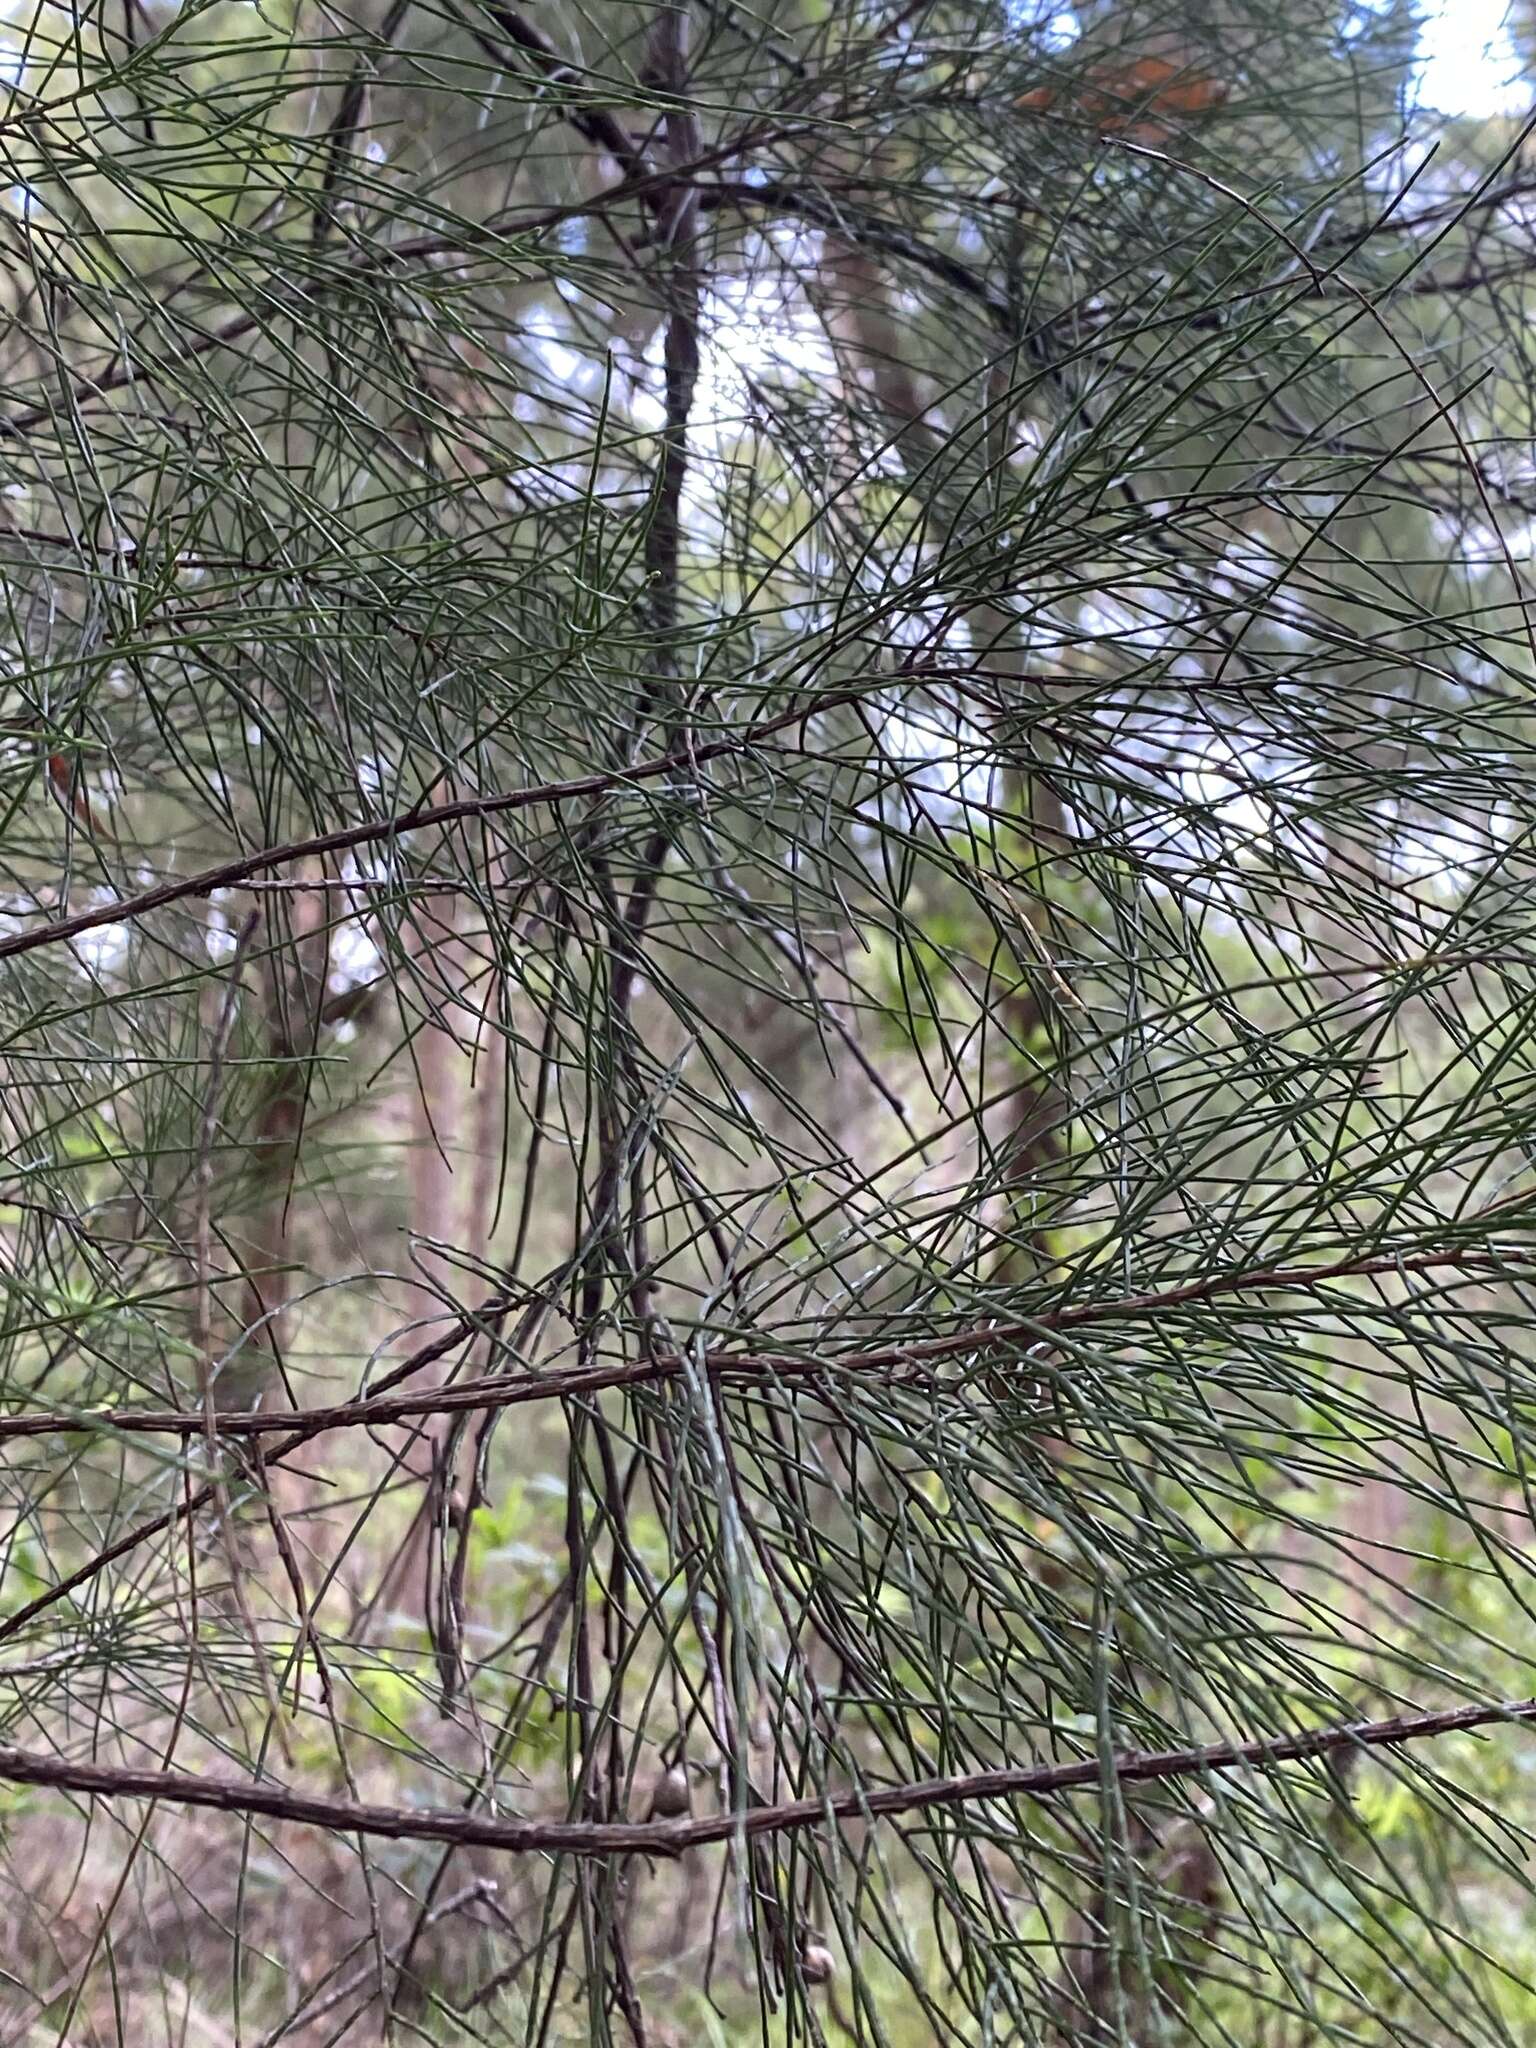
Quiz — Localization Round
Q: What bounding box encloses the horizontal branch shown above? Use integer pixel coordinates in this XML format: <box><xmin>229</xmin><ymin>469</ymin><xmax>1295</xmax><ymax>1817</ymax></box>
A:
<box><xmin>0</xmin><ymin>128</ymin><xmax>796</xmax><ymax>439</ymax></box>
<box><xmin>9</xmin><ymin>148</ymin><xmax>1527</xmax><ymax>452</ymax></box>
<box><xmin>3</xmin><ymin>1240</ymin><xmax>1526</xmax><ymax>1445</ymax></box>
<box><xmin>0</xmin><ymin>1689</ymin><xmax>1530</xmax><ymax>1860</ymax></box>
<box><xmin>5</xmin><ymin>1234</ymin><xmax>1514</xmax><ymax>1645</ymax></box>
<box><xmin>0</xmin><ymin>683</ymin><xmax>866</xmax><ymax>968</ymax></box>
<box><xmin>0</xmin><ymin>1269</ymin><xmax>523</xmax><ymax>1645</ymax></box>
<box><xmin>709</xmin><ymin>176</ymin><xmax>1009</xmax><ymax>325</ymax></box>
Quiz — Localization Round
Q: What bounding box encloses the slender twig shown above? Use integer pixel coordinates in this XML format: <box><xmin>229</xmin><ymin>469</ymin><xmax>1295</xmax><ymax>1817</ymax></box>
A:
<box><xmin>468</xmin><ymin>1</ymin><xmax>655</xmax><ymax>191</ymax></box>
<box><xmin>253</xmin><ymin>1877</ymin><xmax>498</xmax><ymax>2045</ymax></box>
<box><xmin>1</xmin><ymin>1690</ymin><xmax>1533</xmax><ymax>1860</ymax></box>
<box><xmin>0</xmin><ymin>1273</ymin><xmax>540</xmax><ymax>1645</ymax></box>
<box><xmin>0</xmin><ymin>682</ymin><xmax>871</xmax><ymax>968</ymax></box>
<box><xmin>0</xmin><ymin>1237</ymin><xmax>1526</xmax><ymax>1445</ymax></box>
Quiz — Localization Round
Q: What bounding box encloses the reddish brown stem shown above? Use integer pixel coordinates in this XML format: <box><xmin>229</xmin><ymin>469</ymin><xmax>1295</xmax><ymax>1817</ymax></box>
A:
<box><xmin>0</xmin><ymin>1688</ymin><xmax>1528</xmax><ymax>1860</ymax></box>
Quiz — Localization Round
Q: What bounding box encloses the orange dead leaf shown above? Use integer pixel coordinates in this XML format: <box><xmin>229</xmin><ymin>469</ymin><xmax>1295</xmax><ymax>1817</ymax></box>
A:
<box><xmin>1019</xmin><ymin>53</ymin><xmax>1227</xmax><ymax>140</ymax></box>
<box><xmin>47</xmin><ymin>751</ymin><xmax>101</xmax><ymax>836</ymax></box>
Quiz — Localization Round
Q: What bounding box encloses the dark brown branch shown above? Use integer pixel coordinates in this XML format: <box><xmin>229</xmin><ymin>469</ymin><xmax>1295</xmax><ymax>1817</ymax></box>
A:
<box><xmin>1</xmin><ymin>1688</ymin><xmax>1532</xmax><ymax>1860</ymax></box>
<box><xmin>472</xmin><ymin>2</ymin><xmax>654</xmax><ymax>191</ymax></box>
<box><xmin>0</xmin><ymin>129</ymin><xmax>789</xmax><ymax>441</ymax></box>
<box><xmin>4</xmin><ymin>1239</ymin><xmax>1527</xmax><ymax>1445</ymax></box>
<box><xmin>710</xmin><ymin>175</ymin><xmax>1009</xmax><ymax>327</ymax></box>
<box><xmin>6</xmin><ymin>1229</ymin><xmax>1511</xmax><ymax>1649</ymax></box>
<box><xmin>0</xmin><ymin>1271</ymin><xmax>539</xmax><ymax>1645</ymax></box>
<box><xmin>10</xmin><ymin>145</ymin><xmax>1524</xmax><ymax>450</ymax></box>
<box><xmin>0</xmin><ymin>682</ymin><xmax>868</xmax><ymax>969</ymax></box>
<box><xmin>313</xmin><ymin>0</ymin><xmax>410</xmax><ymax>243</ymax></box>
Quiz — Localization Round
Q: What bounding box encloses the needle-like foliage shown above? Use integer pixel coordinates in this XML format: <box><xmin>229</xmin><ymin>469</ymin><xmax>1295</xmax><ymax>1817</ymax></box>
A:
<box><xmin>0</xmin><ymin>0</ymin><xmax>1534</xmax><ymax>2041</ymax></box>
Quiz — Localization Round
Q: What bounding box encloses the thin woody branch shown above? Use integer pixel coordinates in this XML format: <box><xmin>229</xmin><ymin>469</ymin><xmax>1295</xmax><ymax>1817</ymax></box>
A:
<box><xmin>470</xmin><ymin>1</ymin><xmax>655</xmax><ymax>191</ymax></box>
<box><xmin>0</xmin><ymin>1689</ymin><xmax>1529</xmax><ymax>1860</ymax></box>
<box><xmin>0</xmin><ymin>682</ymin><xmax>870</xmax><ymax>969</ymax></box>
<box><xmin>0</xmin><ymin>1239</ymin><xmax>1524</xmax><ymax>1444</ymax></box>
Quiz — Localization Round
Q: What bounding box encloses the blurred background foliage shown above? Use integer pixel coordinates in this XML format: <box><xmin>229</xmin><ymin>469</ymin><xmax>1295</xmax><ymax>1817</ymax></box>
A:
<box><xmin>0</xmin><ymin>0</ymin><xmax>1534</xmax><ymax>2040</ymax></box>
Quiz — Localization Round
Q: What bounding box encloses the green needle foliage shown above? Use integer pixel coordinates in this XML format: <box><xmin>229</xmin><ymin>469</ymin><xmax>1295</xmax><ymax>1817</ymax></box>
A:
<box><xmin>1</xmin><ymin>0</ymin><xmax>1536</xmax><ymax>2039</ymax></box>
